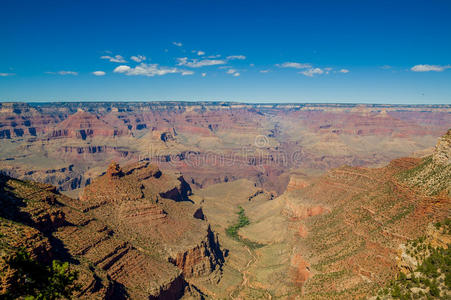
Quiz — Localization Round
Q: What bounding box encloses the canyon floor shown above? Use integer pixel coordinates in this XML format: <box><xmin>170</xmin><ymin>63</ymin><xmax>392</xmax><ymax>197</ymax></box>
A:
<box><xmin>0</xmin><ymin>102</ymin><xmax>450</xmax><ymax>299</ymax></box>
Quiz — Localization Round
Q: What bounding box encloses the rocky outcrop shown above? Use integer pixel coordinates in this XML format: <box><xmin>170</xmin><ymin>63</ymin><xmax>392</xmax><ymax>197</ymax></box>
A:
<box><xmin>280</xmin><ymin>135</ymin><xmax>450</xmax><ymax>298</ymax></box>
<box><xmin>0</xmin><ymin>160</ymin><xmax>224</xmax><ymax>298</ymax></box>
<box><xmin>286</xmin><ymin>174</ymin><xmax>310</xmax><ymax>191</ymax></box>
<box><xmin>1</xmin><ymin>102</ymin><xmax>450</xmax><ymax>299</ymax></box>
<box><xmin>398</xmin><ymin>129</ymin><xmax>451</xmax><ymax>196</ymax></box>
<box><xmin>168</xmin><ymin>226</ymin><xmax>223</xmax><ymax>278</ymax></box>
<box><xmin>432</xmin><ymin>129</ymin><xmax>451</xmax><ymax>165</ymax></box>
<box><xmin>1</xmin><ymin>102</ymin><xmax>450</xmax><ymax>195</ymax></box>
<box><xmin>81</xmin><ymin>161</ymin><xmax>224</xmax><ymax>290</ymax></box>
<box><xmin>0</xmin><ymin>102</ymin><xmax>64</xmax><ymax>139</ymax></box>
<box><xmin>50</xmin><ymin>110</ymin><xmax>129</xmax><ymax>139</ymax></box>
<box><xmin>0</xmin><ymin>164</ymin><xmax>86</xmax><ymax>191</ymax></box>
<box><xmin>58</xmin><ymin>145</ymin><xmax>133</xmax><ymax>156</ymax></box>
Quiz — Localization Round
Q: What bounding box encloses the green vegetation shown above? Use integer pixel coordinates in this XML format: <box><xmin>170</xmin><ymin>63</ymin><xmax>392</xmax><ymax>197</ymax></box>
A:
<box><xmin>0</xmin><ymin>249</ymin><xmax>80</xmax><ymax>299</ymax></box>
<box><xmin>396</xmin><ymin>156</ymin><xmax>450</xmax><ymax>196</ymax></box>
<box><xmin>434</xmin><ymin>218</ymin><xmax>451</xmax><ymax>235</ymax></box>
<box><xmin>377</xmin><ymin>229</ymin><xmax>450</xmax><ymax>299</ymax></box>
<box><xmin>226</xmin><ymin>206</ymin><xmax>250</xmax><ymax>238</ymax></box>
<box><xmin>397</xmin><ymin>156</ymin><xmax>433</xmax><ymax>181</ymax></box>
<box><xmin>226</xmin><ymin>206</ymin><xmax>264</xmax><ymax>249</ymax></box>
<box><xmin>385</xmin><ymin>204</ymin><xmax>415</xmax><ymax>225</ymax></box>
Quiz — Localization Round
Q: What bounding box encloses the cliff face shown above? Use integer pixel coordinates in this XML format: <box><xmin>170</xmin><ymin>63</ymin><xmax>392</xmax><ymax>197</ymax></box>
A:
<box><xmin>50</xmin><ymin>110</ymin><xmax>130</xmax><ymax>140</ymax></box>
<box><xmin>0</xmin><ymin>175</ymin><xmax>181</xmax><ymax>299</ymax></box>
<box><xmin>219</xmin><ymin>130</ymin><xmax>450</xmax><ymax>299</ymax></box>
<box><xmin>1</xmin><ymin>102</ymin><xmax>450</xmax><ymax>195</ymax></box>
<box><xmin>432</xmin><ymin>129</ymin><xmax>451</xmax><ymax>166</ymax></box>
<box><xmin>0</xmin><ymin>161</ymin><xmax>224</xmax><ymax>298</ymax></box>
<box><xmin>168</xmin><ymin>226</ymin><xmax>223</xmax><ymax>278</ymax></box>
<box><xmin>396</xmin><ymin>129</ymin><xmax>451</xmax><ymax>197</ymax></box>
<box><xmin>1</xmin><ymin>101</ymin><xmax>450</xmax><ymax>299</ymax></box>
<box><xmin>81</xmin><ymin>162</ymin><xmax>224</xmax><ymax>282</ymax></box>
<box><xmin>275</xmin><ymin>131</ymin><xmax>451</xmax><ymax>299</ymax></box>
<box><xmin>0</xmin><ymin>164</ymin><xmax>86</xmax><ymax>191</ymax></box>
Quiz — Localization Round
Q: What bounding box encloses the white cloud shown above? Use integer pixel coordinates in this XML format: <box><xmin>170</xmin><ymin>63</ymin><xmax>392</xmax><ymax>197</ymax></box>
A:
<box><xmin>300</xmin><ymin>68</ymin><xmax>324</xmax><ymax>77</ymax></box>
<box><xmin>380</xmin><ymin>65</ymin><xmax>392</xmax><ymax>70</ymax></box>
<box><xmin>411</xmin><ymin>64</ymin><xmax>450</xmax><ymax>72</ymax></box>
<box><xmin>114</xmin><ymin>63</ymin><xmax>191</xmax><ymax>77</ymax></box>
<box><xmin>225</xmin><ymin>68</ymin><xmax>241</xmax><ymax>76</ymax></box>
<box><xmin>173</xmin><ymin>42</ymin><xmax>183</xmax><ymax>47</ymax></box>
<box><xmin>113</xmin><ymin>65</ymin><xmax>131</xmax><ymax>73</ymax></box>
<box><xmin>202</xmin><ymin>73</ymin><xmax>207</xmax><ymax>77</ymax></box>
<box><xmin>58</xmin><ymin>71</ymin><xmax>78</xmax><ymax>75</ymax></box>
<box><xmin>176</xmin><ymin>54</ymin><xmax>247</xmax><ymax>68</ymax></box>
<box><xmin>275</xmin><ymin>62</ymin><xmax>348</xmax><ymax>76</ymax></box>
<box><xmin>92</xmin><ymin>71</ymin><xmax>106</xmax><ymax>76</ymax></box>
<box><xmin>100</xmin><ymin>55</ymin><xmax>127</xmax><ymax>63</ymax></box>
<box><xmin>177</xmin><ymin>57</ymin><xmax>226</xmax><ymax>68</ymax></box>
<box><xmin>130</xmin><ymin>55</ymin><xmax>146</xmax><ymax>63</ymax></box>
<box><xmin>277</xmin><ymin>62</ymin><xmax>312</xmax><ymax>69</ymax></box>
<box><xmin>227</xmin><ymin>55</ymin><xmax>246</xmax><ymax>60</ymax></box>
<box><xmin>260</xmin><ymin>70</ymin><xmax>270</xmax><ymax>73</ymax></box>
<box><xmin>323</xmin><ymin>67</ymin><xmax>333</xmax><ymax>74</ymax></box>
<box><xmin>0</xmin><ymin>73</ymin><xmax>15</xmax><ymax>77</ymax></box>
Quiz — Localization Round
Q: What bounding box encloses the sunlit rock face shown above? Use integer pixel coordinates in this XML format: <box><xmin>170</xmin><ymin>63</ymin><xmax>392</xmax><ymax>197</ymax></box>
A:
<box><xmin>0</xmin><ymin>160</ymin><xmax>224</xmax><ymax>299</ymax></box>
<box><xmin>0</xmin><ymin>102</ymin><xmax>449</xmax><ymax>196</ymax></box>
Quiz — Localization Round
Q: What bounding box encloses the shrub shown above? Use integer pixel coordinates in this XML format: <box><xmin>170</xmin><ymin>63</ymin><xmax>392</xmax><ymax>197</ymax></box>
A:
<box><xmin>429</xmin><ymin>281</ymin><xmax>440</xmax><ymax>297</ymax></box>
<box><xmin>226</xmin><ymin>206</ymin><xmax>250</xmax><ymax>239</ymax></box>
<box><xmin>0</xmin><ymin>249</ymin><xmax>79</xmax><ymax>299</ymax></box>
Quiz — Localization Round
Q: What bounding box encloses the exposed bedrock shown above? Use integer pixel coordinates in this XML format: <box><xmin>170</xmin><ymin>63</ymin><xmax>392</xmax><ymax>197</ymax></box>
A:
<box><xmin>0</xmin><ymin>159</ymin><xmax>225</xmax><ymax>298</ymax></box>
<box><xmin>80</xmin><ymin>161</ymin><xmax>225</xmax><ymax>295</ymax></box>
<box><xmin>1</xmin><ymin>102</ymin><xmax>450</xmax><ymax>196</ymax></box>
<box><xmin>168</xmin><ymin>226</ymin><xmax>224</xmax><ymax>278</ymax></box>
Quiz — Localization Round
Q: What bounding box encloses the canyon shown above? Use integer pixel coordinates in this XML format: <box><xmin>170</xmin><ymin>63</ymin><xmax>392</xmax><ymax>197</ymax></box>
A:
<box><xmin>0</xmin><ymin>101</ymin><xmax>450</xmax><ymax>299</ymax></box>
<box><xmin>0</xmin><ymin>102</ymin><xmax>449</xmax><ymax>196</ymax></box>
<box><xmin>0</xmin><ymin>161</ymin><xmax>224</xmax><ymax>299</ymax></box>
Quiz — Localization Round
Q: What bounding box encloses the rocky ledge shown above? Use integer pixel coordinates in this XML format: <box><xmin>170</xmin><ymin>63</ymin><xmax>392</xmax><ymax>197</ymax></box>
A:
<box><xmin>0</xmin><ymin>160</ymin><xmax>225</xmax><ymax>298</ymax></box>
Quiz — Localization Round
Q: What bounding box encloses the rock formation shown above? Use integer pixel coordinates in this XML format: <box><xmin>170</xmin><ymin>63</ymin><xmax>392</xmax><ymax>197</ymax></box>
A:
<box><xmin>0</xmin><ymin>101</ymin><xmax>450</xmax><ymax>299</ymax></box>
<box><xmin>0</xmin><ymin>160</ymin><xmax>224</xmax><ymax>298</ymax></box>
<box><xmin>432</xmin><ymin>129</ymin><xmax>451</xmax><ymax>165</ymax></box>
<box><xmin>277</xmin><ymin>131</ymin><xmax>451</xmax><ymax>298</ymax></box>
<box><xmin>50</xmin><ymin>110</ymin><xmax>129</xmax><ymax>139</ymax></box>
<box><xmin>0</xmin><ymin>102</ymin><xmax>449</xmax><ymax>194</ymax></box>
<box><xmin>188</xmin><ymin>130</ymin><xmax>450</xmax><ymax>299</ymax></box>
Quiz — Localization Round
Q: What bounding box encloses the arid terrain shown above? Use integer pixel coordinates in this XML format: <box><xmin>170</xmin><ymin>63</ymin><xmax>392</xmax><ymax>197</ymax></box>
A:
<box><xmin>0</xmin><ymin>102</ymin><xmax>449</xmax><ymax>195</ymax></box>
<box><xmin>0</xmin><ymin>102</ymin><xmax>450</xmax><ymax>299</ymax></box>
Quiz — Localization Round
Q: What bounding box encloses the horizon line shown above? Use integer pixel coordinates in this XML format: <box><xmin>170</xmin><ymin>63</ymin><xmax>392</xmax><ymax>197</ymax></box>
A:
<box><xmin>1</xmin><ymin>100</ymin><xmax>450</xmax><ymax>107</ymax></box>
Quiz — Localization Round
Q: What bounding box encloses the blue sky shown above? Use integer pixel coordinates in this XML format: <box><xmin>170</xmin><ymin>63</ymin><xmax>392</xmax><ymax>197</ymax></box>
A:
<box><xmin>1</xmin><ymin>0</ymin><xmax>450</xmax><ymax>104</ymax></box>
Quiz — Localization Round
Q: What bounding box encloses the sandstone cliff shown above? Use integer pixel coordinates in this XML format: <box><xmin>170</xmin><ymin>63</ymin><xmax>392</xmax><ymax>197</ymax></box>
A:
<box><xmin>1</xmin><ymin>102</ymin><xmax>449</xmax><ymax>195</ymax></box>
<box><xmin>81</xmin><ymin>162</ymin><xmax>224</xmax><ymax>281</ymax></box>
<box><xmin>280</xmin><ymin>130</ymin><xmax>451</xmax><ymax>299</ymax></box>
<box><xmin>0</xmin><ymin>161</ymin><xmax>224</xmax><ymax>298</ymax></box>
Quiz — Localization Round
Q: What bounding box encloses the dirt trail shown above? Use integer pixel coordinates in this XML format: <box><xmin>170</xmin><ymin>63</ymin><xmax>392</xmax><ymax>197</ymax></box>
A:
<box><xmin>230</xmin><ymin>244</ymin><xmax>272</xmax><ymax>299</ymax></box>
<box><xmin>241</xmin><ymin>246</ymin><xmax>255</xmax><ymax>288</ymax></box>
